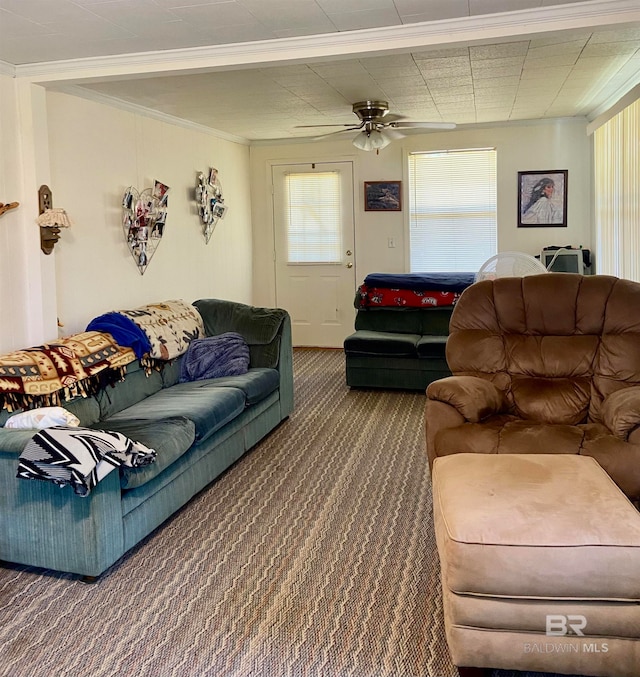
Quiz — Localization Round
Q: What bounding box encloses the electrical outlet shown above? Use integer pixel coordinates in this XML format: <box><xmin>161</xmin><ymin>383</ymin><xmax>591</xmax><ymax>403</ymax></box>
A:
<box><xmin>388</xmin><ymin>237</ymin><xmax>396</xmax><ymax>248</ymax></box>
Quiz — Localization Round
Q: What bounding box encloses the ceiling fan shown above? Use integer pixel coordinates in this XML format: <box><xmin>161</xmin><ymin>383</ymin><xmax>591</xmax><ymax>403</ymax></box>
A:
<box><xmin>295</xmin><ymin>100</ymin><xmax>456</xmax><ymax>151</ymax></box>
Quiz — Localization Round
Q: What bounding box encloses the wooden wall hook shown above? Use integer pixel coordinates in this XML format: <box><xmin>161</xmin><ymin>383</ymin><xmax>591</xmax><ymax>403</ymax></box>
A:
<box><xmin>0</xmin><ymin>202</ymin><xmax>19</xmax><ymax>218</ymax></box>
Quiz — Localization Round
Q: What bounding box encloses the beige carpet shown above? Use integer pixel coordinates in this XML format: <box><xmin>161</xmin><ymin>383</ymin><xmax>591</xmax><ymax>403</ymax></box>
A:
<box><xmin>0</xmin><ymin>349</ymin><xmax>585</xmax><ymax>677</ymax></box>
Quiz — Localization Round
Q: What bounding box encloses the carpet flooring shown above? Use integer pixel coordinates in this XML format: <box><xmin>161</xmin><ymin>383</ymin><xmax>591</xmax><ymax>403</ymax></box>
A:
<box><xmin>0</xmin><ymin>349</ymin><xmax>588</xmax><ymax>677</ymax></box>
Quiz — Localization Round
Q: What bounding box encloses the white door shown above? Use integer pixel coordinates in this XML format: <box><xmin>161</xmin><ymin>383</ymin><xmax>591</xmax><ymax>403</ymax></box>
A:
<box><xmin>272</xmin><ymin>162</ymin><xmax>356</xmax><ymax>347</ymax></box>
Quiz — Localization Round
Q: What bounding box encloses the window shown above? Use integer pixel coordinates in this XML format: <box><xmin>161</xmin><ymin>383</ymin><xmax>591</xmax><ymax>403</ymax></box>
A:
<box><xmin>594</xmin><ymin>97</ymin><xmax>640</xmax><ymax>281</ymax></box>
<box><xmin>408</xmin><ymin>148</ymin><xmax>497</xmax><ymax>272</ymax></box>
<box><xmin>284</xmin><ymin>171</ymin><xmax>342</xmax><ymax>264</ymax></box>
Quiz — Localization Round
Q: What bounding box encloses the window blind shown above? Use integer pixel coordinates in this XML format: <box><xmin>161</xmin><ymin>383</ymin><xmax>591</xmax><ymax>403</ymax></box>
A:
<box><xmin>284</xmin><ymin>171</ymin><xmax>342</xmax><ymax>264</ymax></box>
<box><xmin>594</xmin><ymin>97</ymin><xmax>640</xmax><ymax>281</ymax></box>
<box><xmin>408</xmin><ymin>148</ymin><xmax>497</xmax><ymax>272</ymax></box>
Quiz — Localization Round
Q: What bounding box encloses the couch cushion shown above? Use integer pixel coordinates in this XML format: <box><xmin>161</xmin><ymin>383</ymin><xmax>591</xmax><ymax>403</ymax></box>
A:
<box><xmin>88</xmin><ymin>416</ymin><xmax>196</xmax><ymax>489</ymax></box>
<box><xmin>344</xmin><ymin>331</ymin><xmax>420</xmax><ymax>357</ymax></box>
<box><xmin>0</xmin><ymin>428</ymin><xmax>38</xmax><ymax>454</ymax></box>
<box><xmin>192</xmin><ymin>368</ymin><xmax>279</xmax><ymax>405</ymax></box>
<box><xmin>105</xmin><ymin>382</ymin><xmax>246</xmax><ymax>444</ymax></box>
<box><xmin>96</xmin><ymin>361</ymin><xmax>163</xmax><ymax>420</ymax></box>
<box><xmin>161</xmin><ymin>357</ymin><xmax>183</xmax><ymax>389</ymax></box>
<box><xmin>418</xmin><ymin>308</ymin><xmax>453</xmax><ymax>335</ymax></box>
<box><xmin>416</xmin><ymin>336</ymin><xmax>447</xmax><ymax>359</ymax></box>
<box><xmin>193</xmin><ymin>299</ymin><xmax>287</xmax><ymax>368</ymax></box>
<box><xmin>354</xmin><ymin>308</ymin><xmax>423</xmax><ymax>334</ymax></box>
<box><xmin>0</xmin><ymin>394</ymin><xmax>101</xmax><ymax>428</ymax></box>
<box><xmin>64</xmin><ymin>396</ymin><xmax>102</xmax><ymax>426</ymax></box>
<box><xmin>434</xmin><ymin>416</ymin><xmax>584</xmax><ymax>457</ymax></box>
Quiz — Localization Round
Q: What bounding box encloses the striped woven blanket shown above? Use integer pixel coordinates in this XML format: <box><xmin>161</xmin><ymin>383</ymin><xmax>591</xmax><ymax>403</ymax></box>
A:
<box><xmin>17</xmin><ymin>426</ymin><xmax>156</xmax><ymax>496</ymax></box>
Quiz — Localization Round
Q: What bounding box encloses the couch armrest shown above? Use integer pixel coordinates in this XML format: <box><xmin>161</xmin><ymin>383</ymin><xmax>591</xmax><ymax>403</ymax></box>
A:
<box><xmin>193</xmin><ymin>298</ymin><xmax>293</xmax><ymax>418</ymax></box>
<box><xmin>426</xmin><ymin>375</ymin><xmax>507</xmax><ymax>423</ymax></box>
<box><xmin>425</xmin><ymin>400</ymin><xmax>465</xmax><ymax>469</ymax></box>
<box><xmin>0</xmin><ymin>428</ymin><xmax>37</xmax><ymax>454</ymax></box>
<box><xmin>277</xmin><ymin>313</ymin><xmax>294</xmax><ymax>418</ymax></box>
<box><xmin>601</xmin><ymin>386</ymin><xmax>640</xmax><ymax>440</ymax></box>
<box><xmin>0</xmin><ymin>433</ymin><xmax>124</xmax><ymax>577</ymax></box>
<box><xmin>192</xmin><ymin>298</ymin><xmax>288</xmax><ymax>369</ymax></box>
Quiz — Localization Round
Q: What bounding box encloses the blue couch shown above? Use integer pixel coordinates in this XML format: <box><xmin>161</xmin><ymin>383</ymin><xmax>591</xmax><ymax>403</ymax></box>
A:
<box><xmin>0</xmin><ymin>299</ymin><xmax>293</xmax><ymax>580</ymax></box>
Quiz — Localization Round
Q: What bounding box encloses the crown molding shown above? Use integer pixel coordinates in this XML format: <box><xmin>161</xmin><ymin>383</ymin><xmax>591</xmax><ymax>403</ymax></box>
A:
<box><xmin>15</xmin><ymin>0</ymin><xmax>640</xmax><ymax>85</ymax></box>
<box><xmin>53</xmin><ymin>85</ymin><xmax>249</xmax><ymax>145</ymax></box>
<box><xmin>587</xmin><ymin>81</ymin><xmax>640</xmax><ymax>133</ymax></box>
<box><xmin>0</xmin><ymin>60</ymin><xmax>15</xmax><ymax>77</ymax></box>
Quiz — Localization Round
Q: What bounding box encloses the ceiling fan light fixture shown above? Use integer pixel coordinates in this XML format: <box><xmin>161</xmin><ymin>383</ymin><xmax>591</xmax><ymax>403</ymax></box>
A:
<box><xmin>352</xmin><ymin>129</ymin><xmax>391</xmax><ymax>151</ymax></box>
<box><xmin>298</xmin><ymin>99</ymin><xmax>455</xmax><ymax>146</ymax></box>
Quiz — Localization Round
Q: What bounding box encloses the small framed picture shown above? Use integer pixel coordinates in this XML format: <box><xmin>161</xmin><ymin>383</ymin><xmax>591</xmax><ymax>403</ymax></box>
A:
<box><xmin>518</xmin><ymin>170</ymin><xmax>567</xmax><ymax>227</ymax></box>
<box><xmin>364</xmin><ymin>181</ymin><xmax>402</xmax><ymax>211</ymax></box>
<box><xmin>212</xmin><ymin>202</ymin><xmax>227</xmax><ymax>219</ymax></box>
<box><xmin>122</xmin><ymin>189</ymin><xmax>133</xmax><ymax>210</ymax></box>
<box><xmin>153</xmin><ymin>180</ymin><xmax>170</xmax><ymax>202</ymax></box>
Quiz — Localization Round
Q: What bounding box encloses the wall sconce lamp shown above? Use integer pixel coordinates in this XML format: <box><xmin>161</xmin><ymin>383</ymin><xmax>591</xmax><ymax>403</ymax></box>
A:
<box><xmin>36</xmin><ymin>185</ymin><xmax>72</xmax><ymax>255</ymax></box>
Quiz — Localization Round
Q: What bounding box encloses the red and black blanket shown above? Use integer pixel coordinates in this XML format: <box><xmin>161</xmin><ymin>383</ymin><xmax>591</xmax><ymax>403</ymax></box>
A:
<box><xmin>355</xmin><ymin>272</ymin><xmax>475</xmax><ymax>309</ymax></box>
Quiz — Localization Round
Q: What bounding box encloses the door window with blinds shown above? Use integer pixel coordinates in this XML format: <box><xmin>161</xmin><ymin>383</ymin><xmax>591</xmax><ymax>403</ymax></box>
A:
<box><xmin>283</xmin><ymin>171</ymin><xmax>342</xmax><ymax>264</ymax></box>
<box><xmin>408</xmin><ymin>148</ymin><xmax>497</xmax><ymax>272</ymax></box>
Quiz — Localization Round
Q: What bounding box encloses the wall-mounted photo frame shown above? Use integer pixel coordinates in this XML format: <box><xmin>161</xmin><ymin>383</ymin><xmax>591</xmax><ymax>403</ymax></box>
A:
<box><xmin>364</xmin><ymin>181</ymin><xmax>402</xmax><ymax>211</ymax></box>
<box><xmin>518</xmin><ymin>170</ymin><xmax>567</xmax><ymax>227</ymax></box>
<box><xmin>122</xmin><ymin>181</ymin><xmax>169</xmax><ymax>275</ymax></box>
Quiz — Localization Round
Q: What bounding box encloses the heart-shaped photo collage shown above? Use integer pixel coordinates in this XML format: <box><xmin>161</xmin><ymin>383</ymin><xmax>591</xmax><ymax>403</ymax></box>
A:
<box><xmin>196</xmin><ymin>168</ymin><xmax>227</xmax><ymax>244</ymax></box>
<box><xmin>122</xmin><ymin>180</ymin><xmax>169</xmax><ymax>275</ymax></box>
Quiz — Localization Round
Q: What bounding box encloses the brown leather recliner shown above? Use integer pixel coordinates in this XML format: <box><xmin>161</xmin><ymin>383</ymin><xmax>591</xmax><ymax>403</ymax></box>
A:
<box><xmin>425</xmin><ymin>273</ymin><xmax>640</xmax><ymax>500</ymax></box>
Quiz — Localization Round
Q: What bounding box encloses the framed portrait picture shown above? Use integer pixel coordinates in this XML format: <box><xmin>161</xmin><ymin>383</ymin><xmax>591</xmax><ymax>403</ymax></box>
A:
<box><xmin>518</xmin><ymin>170</ymin><xmax>567</xmax><ymax>227</ymax></box>
<box><xmin>364</xmin><ymin>181</ymin><xmax>402</xmax><ymax>211</ymax></box>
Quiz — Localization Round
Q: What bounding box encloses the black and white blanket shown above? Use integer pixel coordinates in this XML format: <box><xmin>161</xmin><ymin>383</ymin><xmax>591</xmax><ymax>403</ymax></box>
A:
<box><xmin>17</xmin><ymin>426</ymin><xmax>156</xmax><ymax>497</ymax></box>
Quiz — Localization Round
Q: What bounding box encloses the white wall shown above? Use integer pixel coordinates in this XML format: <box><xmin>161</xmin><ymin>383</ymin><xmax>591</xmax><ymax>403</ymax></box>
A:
<box><xmin>0</xmin><ymin>74</ymin><xmax>24</xmax><ymax>351</ymax></box>
<box><xmin>46</xmin><ymin>91</ymin><xmax>253</xmax><ymax>336</ymax></box>
<box><xmin>250</xmin><ymin>118</ymin><xmax>591</xmax><ymax>308</ymax></box>
<box><xmin>2</xmin><ymin>91</ymin><xmax>592</xmax><ymax>350</ymax></box>
<box><xmin>0</xmin><ymin>77</ymin><xmax>56</xmax><ymax>352</ymax></box>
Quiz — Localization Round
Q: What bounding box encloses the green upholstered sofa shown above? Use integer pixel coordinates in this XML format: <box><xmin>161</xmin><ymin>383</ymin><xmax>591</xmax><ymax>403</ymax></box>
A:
<box><xmin>343</xmin><ymin>306</ymin><xmax>454</xmax><ymax>390</ymax></box>
<box><xmin>0</xmin><ymin>299</ymin><xmax>293</xmax><ymax>580</ymax></box>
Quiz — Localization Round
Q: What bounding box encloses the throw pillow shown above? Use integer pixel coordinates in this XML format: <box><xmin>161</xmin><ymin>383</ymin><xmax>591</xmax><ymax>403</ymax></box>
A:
<box><xmin>5</xmin><ymin>406</ymin><xmax>80</xmax><ymax>429</ymax></box>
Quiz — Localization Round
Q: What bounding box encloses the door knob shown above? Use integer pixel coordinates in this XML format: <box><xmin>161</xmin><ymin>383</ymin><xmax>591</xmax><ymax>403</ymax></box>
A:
<box><xmin>346</xmin><ymin>262</ymin><xmax>353</xmax><ymax>268</ymax></box>
<box><xmin>346</xmin><ymin>250</ymin><xmax>352</xmax><ymax>256</ymax></box>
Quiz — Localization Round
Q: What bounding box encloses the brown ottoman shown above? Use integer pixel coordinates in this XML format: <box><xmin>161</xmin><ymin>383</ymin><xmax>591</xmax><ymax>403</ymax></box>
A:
<box><xmin>432</xmin><ymin>453</ymin><xmax>640</xmax><ymax>677</ymax></box>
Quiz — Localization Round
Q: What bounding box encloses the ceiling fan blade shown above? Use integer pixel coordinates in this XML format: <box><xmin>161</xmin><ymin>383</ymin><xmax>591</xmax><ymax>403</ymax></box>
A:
<box><xmin>306</xmin><ymin>128</ymin><xmax>363</xmax><ymax>141</ymax></box>
<box><xmin>294</xmin><ymin>122</ymin><xmax>363</xmax><ymax>129</ymax></box>
<box><xmin>381</xmin><ymin>127</ymin><xmax>406</xmax><ymax>140</ymax></box>
<box><xmin>389</xmin><ymin>121</ymin><xmax>456</xmax><ymax>130</ymax></box>
<box><xmin>381</xmin><ymin>113</ymin><xmax>406</xmax><ymax>123</ymax></box>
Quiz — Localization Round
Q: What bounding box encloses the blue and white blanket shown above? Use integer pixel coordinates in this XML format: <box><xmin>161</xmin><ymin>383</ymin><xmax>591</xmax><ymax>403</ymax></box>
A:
<box><xmin>87</xmin><ymin>300</ymin><xmax>204</xmax><ymax>362</ymax></box>
<box><xmin>17</xmin><ymin>426</ymin><xmax>156</xmax><ymax>497</ymax></box>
